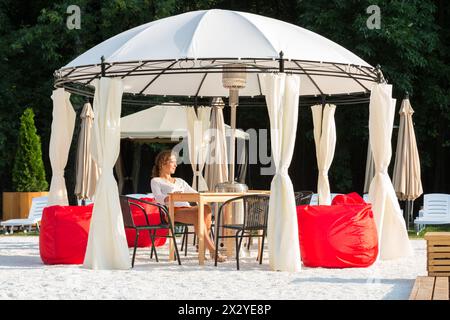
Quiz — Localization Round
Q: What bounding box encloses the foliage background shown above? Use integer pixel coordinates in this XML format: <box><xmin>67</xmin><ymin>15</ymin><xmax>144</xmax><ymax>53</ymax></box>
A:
<box><xmin>0</xmin><ymin>0</ymin><xmax>448</xmax><ymax>211</ymax></box>
<box><xmin>11</xmin><ymin>108</ymin><xmax>48</xmax><ymax>192</ymax></box>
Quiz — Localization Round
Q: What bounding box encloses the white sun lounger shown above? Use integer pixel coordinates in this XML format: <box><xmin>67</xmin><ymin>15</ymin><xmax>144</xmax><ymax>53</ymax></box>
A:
<box><xmin>126</xmin><ymin>193</ymin><xmax>154</xmax><ymax>199</ymax></box>
<box><xmin>1</xmin><ymin>196</ymin><xmax>48</xmax><ymax>234</ymax></box>
<box><xmin>77</xmin><ymin>198</ymin><xmax>94</xmax><ymax>206</ymax></box>
<box><xmin>309</xmin><ymin>193</ymin><xmax>343</xmax><ymax>205</ymax></box>
<box><xmin>414</xmin><ymin>194</ymin><xmax>450</xmax><ymax>233</ymax></box>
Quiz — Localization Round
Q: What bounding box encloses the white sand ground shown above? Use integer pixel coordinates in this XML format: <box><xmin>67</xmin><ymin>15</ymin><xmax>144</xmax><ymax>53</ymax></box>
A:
<box><xmin>0</xmin><ymin>236</ymin><xmax>426</xmax><ymax>300</ymax></box>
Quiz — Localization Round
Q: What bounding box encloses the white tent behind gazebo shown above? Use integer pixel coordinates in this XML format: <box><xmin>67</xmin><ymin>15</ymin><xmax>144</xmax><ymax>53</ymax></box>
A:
<box><xmin>118</xmin><ymin>102</ymin><xmax>249</xmax><ymax>193</ymax></box>
<box><xmin>120</xmin><ymin>103</ymin><xmax>249</xmax><ymax>141</ymax></box>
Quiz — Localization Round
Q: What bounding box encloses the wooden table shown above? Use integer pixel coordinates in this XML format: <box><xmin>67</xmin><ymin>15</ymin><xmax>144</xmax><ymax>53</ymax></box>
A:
<box><xmin>168</xmin><ymin>190</ymin><xmax>270</xmax><ymax>265</ymax></box>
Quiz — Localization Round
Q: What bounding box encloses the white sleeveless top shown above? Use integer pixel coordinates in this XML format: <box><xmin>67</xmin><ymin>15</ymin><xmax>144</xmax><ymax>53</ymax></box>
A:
<box><xmin>150</xmin><ymin>177</ymin><xmax>197</xmax><ymax>207</ymax></box>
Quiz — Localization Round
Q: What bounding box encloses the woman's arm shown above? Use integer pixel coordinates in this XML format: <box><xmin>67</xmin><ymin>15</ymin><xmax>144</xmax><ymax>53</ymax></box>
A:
<box><xmin>150</xmin><ymin>179</ymin><xmax>168</xmax><ymax>204</ymax></box>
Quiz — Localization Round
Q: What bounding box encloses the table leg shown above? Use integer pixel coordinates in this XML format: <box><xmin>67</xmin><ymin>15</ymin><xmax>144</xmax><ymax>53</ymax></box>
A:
<box><xmin>224</xmin><ymin>203</ymin><xmax>234</xmax><ymax>257</ymax></box>
<box><xmin>198</xmin><ymin>199</ymin><xmax>205</xmax><ymax>265</ymax></box>
<box><xmin>168</xmin><ymin>196</ymin><xmax>175</xmax><ymax>261</ymax></box>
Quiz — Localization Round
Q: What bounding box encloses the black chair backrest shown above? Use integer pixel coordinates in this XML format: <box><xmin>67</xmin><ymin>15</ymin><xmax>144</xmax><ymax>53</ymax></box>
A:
<box><xmin>220</xmin><ymin>194</ymin><xmax>270</xmax><ymax>230</ymax></box>
<box><xmin>294</xmin><ymin>191</ymin><xmax>313</xmax><ymax>206</ymax></box>
<box><xmin>120</xmin><ymin>196</ymin><xmax>137</xmax><ymax>228</ymax></box>
<box><xmin>243</xmin><ymin>195</ymin><xmax>270</xmax><ymax>229</ymax></box>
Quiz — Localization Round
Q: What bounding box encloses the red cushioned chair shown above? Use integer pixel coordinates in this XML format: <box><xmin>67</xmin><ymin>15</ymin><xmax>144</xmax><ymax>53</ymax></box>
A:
<box><xmin>297</xmin><ymin>193</ymin><xmax>378</xmax><ymax>268</ymax></box>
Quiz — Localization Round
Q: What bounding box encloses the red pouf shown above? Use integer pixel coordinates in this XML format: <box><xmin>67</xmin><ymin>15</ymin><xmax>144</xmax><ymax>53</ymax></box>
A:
<box><xmin>39</xmin><ymin>205</ymin><xmax>93</xmax><ymax>265</ymax></box>
<box><xmin>297</xmin><ymin>193</ymin><xmax>378</xmax><ymax>268</ymax></box>
<box><xmin>331</xmin><ymin>192</ymin><xmax>367</xmax><ymax>205</ymax></box>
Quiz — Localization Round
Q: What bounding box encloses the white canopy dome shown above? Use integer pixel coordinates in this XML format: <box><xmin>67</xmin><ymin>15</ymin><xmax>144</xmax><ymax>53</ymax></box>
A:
<box><xmin>56</xmin><ymin>9</ymin><xmax>378</xmax><ymax>98</ymax></box>
<box><xmin>120</xmin><ymin>103</ymin><xmax>249</xmax><ymax>140</ymax></box>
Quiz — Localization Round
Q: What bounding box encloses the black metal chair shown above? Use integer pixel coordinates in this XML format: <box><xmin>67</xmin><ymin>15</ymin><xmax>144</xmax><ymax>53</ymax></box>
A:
<box><xmin>294</xmin><ymin>191</ymin><xmax>314</xmax><ymax>206</ymax></box>
<box><xmin>214</xmin><ymin>194</ymin><xmax>270</xmax><ymax>270</ymax></box>
<box><xmin>119</xmin><ymin>196</ymin><xmax>181</xmax><ymax>267</ymax></box>
<box><xmin>244</xmin><ymin>192</ymin><xmax>309</xmax><ymax>252</ymax></box>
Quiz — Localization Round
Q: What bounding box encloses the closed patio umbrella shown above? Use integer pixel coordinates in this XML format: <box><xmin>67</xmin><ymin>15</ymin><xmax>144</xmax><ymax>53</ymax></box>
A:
<box><xmin>75</xmin><ymin>102</ymin><xmax>99</xmax><ymax>202</ymax></box>
<box><xmin>393</xmin><ymin>97</ymin><xmax>423</xmax><ymax>228</ymax></box>
<box><xmin>205</xmin><ymin>98</ymin><xmax>229</xmax><ymax>191</ymax></box>
<box><xmin>187</xmin><ymin>106</ymin><xmax>211</xmax><ymax>191</ymax></box>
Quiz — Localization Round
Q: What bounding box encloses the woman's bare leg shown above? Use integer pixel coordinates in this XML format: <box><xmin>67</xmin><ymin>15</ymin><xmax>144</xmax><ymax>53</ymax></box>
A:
<box><xmin>174</xmin><ymin>206</ymin><xmax>216</xmax><ymax>252</ymax></box>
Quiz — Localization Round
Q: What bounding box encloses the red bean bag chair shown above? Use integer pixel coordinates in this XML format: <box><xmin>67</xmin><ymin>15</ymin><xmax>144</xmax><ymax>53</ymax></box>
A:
<box><xmin>331</xmin><ymin>192</ymin><xmax>366</xmax><ymax>205</ymax></box>
<box><xmin>297</xmin><ymin>193</ymin><xmax>378</xmax><ymax>268</ymax></box>
<box><xmin>39</xmin><ymin>205</ymin><xmax>93</xmax><ymax>265</ymax></box>
<box><xmin>125</xmin><ymin>197</ymin><xmax>168</xmax><ymax>248</ymax></box>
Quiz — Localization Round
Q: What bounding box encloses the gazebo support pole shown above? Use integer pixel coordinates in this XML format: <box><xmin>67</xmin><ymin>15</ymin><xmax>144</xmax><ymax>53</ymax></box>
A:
<box><xmin>229</xmin><ymin>90</ymin><xmax>238</xmax><ymax>183</ymax></box>
<box><xmin>376</xmin><ymin>64</ymin><xmax>382</xmax><ymax>83</ymax></box>
<box><xmin>321</xmin><ymin>94</ymin><xmax>326</xmax><ymax>133</ymax></box>
<box><xmin>279</xmin><ymin>51</ymin><xmax>284</xmax><ymax>72</ymax></box>
<box><xmin>101</xmin><ymin>56</ymin><xmax>106</xmax><ymax>77</ymax></box>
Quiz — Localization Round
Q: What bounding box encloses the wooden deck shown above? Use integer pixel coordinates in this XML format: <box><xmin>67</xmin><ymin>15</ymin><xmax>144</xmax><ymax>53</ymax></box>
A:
<box><xmin>409</xmin><ymin>276</ymin><xmax>449</xmax><ymax>300</ymax></box>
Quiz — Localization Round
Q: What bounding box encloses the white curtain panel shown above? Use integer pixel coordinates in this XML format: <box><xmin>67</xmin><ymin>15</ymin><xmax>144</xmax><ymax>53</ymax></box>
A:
<box><xmin>83</xmin><ymin>78</ymin><xmax>130</xmax><ymax>270</ymax></box>
<box><xmin>262</xmin><ymin>73</ymin><xmax>301</xmax><ymax>272</ymax></box>
<box><xmin>205</xmin><ymin>105</ymin><xmax>229</xmax><ymax>190</ymax></box>
<box><xmin>48</xmin><ymin>88</ymin><xmax>76</xmax><ymax>206</ymax></box>
<box><xmin>368</xmin><ymin>83</ymin><xmax>413</xmax><ymax>260</ymax></box>
<box><xmin>311</xmin><ymin>104</ymin><xmax>337</xmax><ymax>205</ymax></box>
<box><xmin>364</xmin><ymin>142</ymin><xmax>375</xmax><ymax>194</ymax></box>
<box><xmin>187</xmin><ymin>106</ymin><xmax>211</xmax><ymax>191</ymax></box>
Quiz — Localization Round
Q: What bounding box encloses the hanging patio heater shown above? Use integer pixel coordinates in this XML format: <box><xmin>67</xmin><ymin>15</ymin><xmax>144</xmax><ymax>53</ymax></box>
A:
<box><xmin>215</xmin><ymin>63</ymin><xmax>248</xmax><ymax>193</ymax></box>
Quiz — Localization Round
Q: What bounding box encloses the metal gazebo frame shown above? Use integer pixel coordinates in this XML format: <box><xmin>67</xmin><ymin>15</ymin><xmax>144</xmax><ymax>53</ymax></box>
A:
<box><xmin>54</xmin><ymin>52</ymin><xmax>384</xmax><ymax>107</ymax></box>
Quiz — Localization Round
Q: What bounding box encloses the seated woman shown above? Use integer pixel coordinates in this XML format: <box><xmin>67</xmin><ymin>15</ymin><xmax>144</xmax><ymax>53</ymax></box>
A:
<box><xmin>150</xmin><ymin>150</ymin><xmax>226</xmax><ymax>262</ymax></box>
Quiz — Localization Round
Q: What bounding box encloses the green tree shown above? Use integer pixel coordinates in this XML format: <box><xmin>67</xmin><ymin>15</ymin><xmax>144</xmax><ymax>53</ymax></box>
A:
<box><xmin>11</xmin><ymin>108</ymin><xmax>48</xmax><ymax>192</ymax></box>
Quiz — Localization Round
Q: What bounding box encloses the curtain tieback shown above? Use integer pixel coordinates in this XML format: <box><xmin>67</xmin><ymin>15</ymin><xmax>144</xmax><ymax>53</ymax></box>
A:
<box><xmin>53</xmin><ymin>169</ymin><xmax>65</xmax><ymax>176</ymax></box>
<box><xmin>276</xmin><ymin>168</ymin><xmax>289</xmax><ymax>175</ymax></box>
<box><xmin>319</xmin><ymin>170</ymin><xmax>328</xmax><ymax>177</ymax></box>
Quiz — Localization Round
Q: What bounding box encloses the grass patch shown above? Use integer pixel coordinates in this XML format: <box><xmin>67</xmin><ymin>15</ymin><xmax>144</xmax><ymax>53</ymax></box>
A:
<box><xmin>416</xmin><ymin>225</ymin><xmax>450</xmax><ymax>238</ymax></box>
<box><xmin>0</xmin><ymin>230</ymin><xmax>39</xmax><ymax>237</ymax></box>
<box><xmin>408</xmin><ymin>230</ymin><xmax>422</xmax><ymax>239</ymax></box>
<box><xmin>408</xmin><ymin>225</ymin><xmax>450</xmax><ymax>239</ymax></box>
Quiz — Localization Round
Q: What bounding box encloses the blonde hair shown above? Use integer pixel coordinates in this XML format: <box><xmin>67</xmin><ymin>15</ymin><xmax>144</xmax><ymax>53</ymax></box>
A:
<box><xmin>152</xmin><ymin>150</ymin><xmax>175</xmax><ymax>178</ymax></box>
